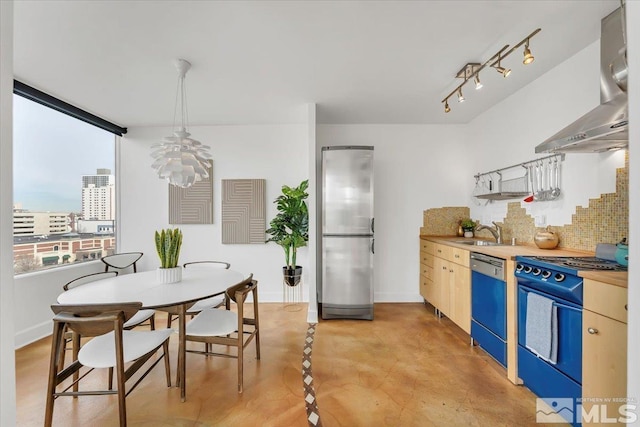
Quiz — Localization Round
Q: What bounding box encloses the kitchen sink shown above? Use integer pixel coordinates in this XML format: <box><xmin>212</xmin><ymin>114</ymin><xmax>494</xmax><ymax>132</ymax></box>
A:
<box><xmin>454</xmin><ymin>240</ymin><xmax>505</xmax><ymax>246</ymax></box>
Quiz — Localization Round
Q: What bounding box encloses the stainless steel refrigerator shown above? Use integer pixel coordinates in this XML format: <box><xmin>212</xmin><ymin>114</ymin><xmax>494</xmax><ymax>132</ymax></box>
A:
<box><xmin>320</xmin><ymin>146</ymin><xmax>374</xmax><ymax>320</ymax></box>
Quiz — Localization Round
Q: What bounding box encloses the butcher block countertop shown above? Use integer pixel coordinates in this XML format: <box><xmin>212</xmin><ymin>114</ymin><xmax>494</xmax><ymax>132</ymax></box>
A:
<box><xmin>579</xmin><ymin>271</ymin><xmax>627</xmax><ymax>288</ymax></box>
<box><xmin>420</xmin><ymin>235</ymin><xmax>627</xmax><ymax>287</ymax></box>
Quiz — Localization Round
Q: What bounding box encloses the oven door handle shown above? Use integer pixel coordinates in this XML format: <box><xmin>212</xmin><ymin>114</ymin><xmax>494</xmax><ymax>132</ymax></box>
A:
<box><xmin>551</xmin><ymin>301</ymin><xmax>582</xmax><ymax>313</ymax></box>
<box><xmin>520</xmin><ymin>286</ymin><xmax>582</xmax><ymax>312</ymax></box>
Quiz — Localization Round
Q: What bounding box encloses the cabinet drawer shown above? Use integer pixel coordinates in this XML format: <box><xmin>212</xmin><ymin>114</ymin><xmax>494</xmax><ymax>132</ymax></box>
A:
<box><xmin>584</xmin><ymin>279</ymin><xmax>628</xmax><ymax>323</ymax></box>
<box><xmin>420</xmin><ymin>263</ymin><xmax>433</xmax><ymax>281</ymax></box>
<box><xmin>434</xmin><ymin>244</ymin><xmax>451</xmax><ymax>260</ymax></box>
<box><xmin>449</xmin><ymin>247</ymin><xmax>470</xmax><ymax>267</ymax></box>
<box><xmin>420</xmin><ymin>275</ymin><xmax>435</xmax><ymax>303</ymax></box>
<box><xmin>420</xmin><ymin>251</ymin><xmax>434</xmax><ymax>268</ymax></box>
<box><xmin>420</xmin><ymin>240</ymin><xmax>435</xmax><ymax>255</ymax></box>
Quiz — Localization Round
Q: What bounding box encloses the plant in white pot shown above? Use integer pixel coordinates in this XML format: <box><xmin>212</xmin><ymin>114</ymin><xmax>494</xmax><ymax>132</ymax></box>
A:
<box><xmin>155</xmin><ymin>228</ymin><xmax>183</xmax><ymax>283</ymax></box>
<box><xmin>266</xmin><ymin>180</ymin><xmax>309</xmax><ymax>286</ymax></box>
<box><xmin>461</xmin><ymin>219</ymin><xmax>476</xmax><ymax>238</ymax></box>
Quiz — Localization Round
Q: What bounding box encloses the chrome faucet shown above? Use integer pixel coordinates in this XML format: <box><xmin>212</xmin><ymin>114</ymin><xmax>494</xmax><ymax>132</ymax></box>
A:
<box><xmin>475</xmin><ymin>221</ymin><xmax>503</xmax><ymax>244</ymax></box>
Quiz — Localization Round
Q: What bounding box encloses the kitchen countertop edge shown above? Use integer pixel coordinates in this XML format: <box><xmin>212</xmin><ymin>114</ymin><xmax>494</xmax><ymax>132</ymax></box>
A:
<box><xmin>420</xmin><ymin>235</ymin><xmax>627</xmax><ymax>287</ymax></box>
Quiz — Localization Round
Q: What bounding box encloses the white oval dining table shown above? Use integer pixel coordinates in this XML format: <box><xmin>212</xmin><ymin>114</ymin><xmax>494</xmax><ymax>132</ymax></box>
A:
<box><xmin>57</xmin><ymin>268</ymin><xmax>247</xmax><ymax>401</ymax></box>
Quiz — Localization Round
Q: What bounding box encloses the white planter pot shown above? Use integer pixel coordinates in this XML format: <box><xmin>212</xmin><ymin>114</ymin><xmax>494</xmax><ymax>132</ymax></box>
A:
<box><xmin>464</xmin><ymin>231</ymin><xmax>474</xmax><ymax>238</ymax></box>
<box><xmin>157</xmin><ymin>266</ymin><xmax>182</xmax><ymax>284</ymax></box>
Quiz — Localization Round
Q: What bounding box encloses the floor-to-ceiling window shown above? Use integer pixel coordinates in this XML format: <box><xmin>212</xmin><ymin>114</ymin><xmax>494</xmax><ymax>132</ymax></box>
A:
<box><xmin>12</xmin><ymin>93</ymin><xmax>117</xmax><ymax>274</ymax></box>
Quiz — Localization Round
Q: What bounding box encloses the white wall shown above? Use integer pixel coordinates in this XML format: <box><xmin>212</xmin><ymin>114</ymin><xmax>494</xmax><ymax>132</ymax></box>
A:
<box><xmin>119</xmin><ymin>125</ymin><xmax>308</xmax><ymax>302</ymax></box>
<box><xmin>13</xmin><ymin>261</ymin><xmax>105</xmax><ymax>347</ymax></box>
<box><xmin>0</xmin><ymin>1</ymin><xmax>17</xmax><ymax>424</ymax></box>
<box><xmin>306</xmin><ymin>104</ymin><xmax>319</xmax><ymax>323</ymax></box>
<box><xmin>317</xmin><ymin>124</ymin><xmax>470</xmax><ymax>302</ymax></box>
<box><xmin>626</xmin><ymin>1</ymin><xmax>639</xmax><ymax>422</ymax></box>
<box><xmin>468</xmin><ymin>40</ymin><xmax>626</xmax><ymax>228</ymax></box>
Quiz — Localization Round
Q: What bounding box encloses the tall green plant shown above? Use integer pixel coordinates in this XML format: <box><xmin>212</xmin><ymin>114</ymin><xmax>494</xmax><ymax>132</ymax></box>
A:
<box><xmin>266</xmin><ymin>179</ymin><xmax>309</xmax><ymax>269</ymax></box>
<box><xmin>155</xmin><ymin>228</ymin><xmax>183</xmax><ymax>268</ymax></box>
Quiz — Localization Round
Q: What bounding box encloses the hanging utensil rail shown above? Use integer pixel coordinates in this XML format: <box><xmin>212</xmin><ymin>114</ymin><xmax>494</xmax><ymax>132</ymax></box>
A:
<box><xmin>473</xmin><ymin>153</ymin><xmax>565</xmax><ymax>180</ymax></box>
<box><xmin>473</xmin><ymin>153</ymin><xmax>565</xmax><ymax>201</ymax></box>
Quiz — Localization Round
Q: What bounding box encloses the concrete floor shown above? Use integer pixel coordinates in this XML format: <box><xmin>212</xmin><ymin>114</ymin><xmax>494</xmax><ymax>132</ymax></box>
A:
<box><xmin>16</xmin><ymin>303</ymin><xmax>554</xmax><ymax>426</ymax></box>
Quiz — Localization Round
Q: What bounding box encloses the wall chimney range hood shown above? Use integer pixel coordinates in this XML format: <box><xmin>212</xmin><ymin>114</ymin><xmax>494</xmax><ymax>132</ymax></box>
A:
<box><xmin>536</xmin><ymin>7</ymin><xmax>627</xmax><ymax>154</ymax></box>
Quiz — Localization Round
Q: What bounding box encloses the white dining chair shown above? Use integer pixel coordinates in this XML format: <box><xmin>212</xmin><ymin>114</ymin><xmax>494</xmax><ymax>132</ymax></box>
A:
<box><xmin>45</xmin><ymin>302</ymin><xmax>172</xmax><ymax>427</ymax></box>
<box><xmin>62</xmin><ymin>272</ymin><xmax>157</xmax><ymax>390</ymax></box>
<box><xmin>165</xmin><ymin>261</ymin><xmax>231</xmax><ymax>328</ymax></box>
<box><xmin>101</xmin><ymin>252</ymin><xmax>143</xmax><ymax>274</ymax></box>
<box><xmin>184</xmin><ymin>274</ymin><xmax>260</xmax><ymax>393</ymax></box>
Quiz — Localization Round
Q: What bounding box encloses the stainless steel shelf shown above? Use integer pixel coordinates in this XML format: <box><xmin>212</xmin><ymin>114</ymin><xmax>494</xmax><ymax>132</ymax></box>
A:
<box><xmin>475</xmin><ymin>192</ymin><xmax>529</xmax><ymax>200</ymax></box>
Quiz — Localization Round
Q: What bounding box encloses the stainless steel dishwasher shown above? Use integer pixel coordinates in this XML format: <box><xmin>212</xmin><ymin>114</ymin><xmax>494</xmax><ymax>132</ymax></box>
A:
<box><xmin>470</xmin><ymin>252</ymin><xmax>507</xmax><ymax>367</ymax></box>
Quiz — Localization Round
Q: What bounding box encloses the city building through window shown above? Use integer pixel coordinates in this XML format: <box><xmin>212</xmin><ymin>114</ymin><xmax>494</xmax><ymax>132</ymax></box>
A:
<box><xmin>13</xmin><ymin>94</ymin><xmax>117</xmax><ymax>275</ymax></box>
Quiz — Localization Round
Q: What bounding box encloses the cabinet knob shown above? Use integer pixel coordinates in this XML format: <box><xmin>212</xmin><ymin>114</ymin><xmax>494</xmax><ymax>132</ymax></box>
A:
<box><xmin>442</xmin><ymin>266</ymin><xmax>447</xmax><ymax>270</ymax></box>
<box><xmin>449</xmin><ymin>269</ymin><xmax>454</xmax><ymax>273</ymax></box>
<box><xmin>587</xmin><ymin>327</ymin><xmax>599</xmax><ymax>335</ymax></box>
<box><xmin>454</xmin><ymin>254</ymin><xmax>460</xmax><ymax>258</ymax></box>
<box><xmin>437</xmin><ymin>249</ymin><xmax>442</xmax><ymax>253</ymax></box>
<box><xmin>625</xmin><ymin>304</ymin><xmax>628</xmax><ymax>311</ymax></box>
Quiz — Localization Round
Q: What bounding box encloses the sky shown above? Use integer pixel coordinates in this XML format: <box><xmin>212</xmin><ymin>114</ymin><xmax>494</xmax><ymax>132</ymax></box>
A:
<box><xmin>13</xmin><ymin>95</ymin><xmax>115</xmax><ymax>213</ymax></box>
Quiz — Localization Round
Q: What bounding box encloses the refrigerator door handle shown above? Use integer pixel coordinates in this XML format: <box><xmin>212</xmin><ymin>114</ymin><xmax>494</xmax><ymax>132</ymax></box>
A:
<box><xmin>371</xmin><ymin>218</ymin><xmax>375</xmax><ymax>233</ymax></box>
<box><xmin>371</xmin><ymin>238</ymin><xmax>375</xmax><ymax>254</ymax></box>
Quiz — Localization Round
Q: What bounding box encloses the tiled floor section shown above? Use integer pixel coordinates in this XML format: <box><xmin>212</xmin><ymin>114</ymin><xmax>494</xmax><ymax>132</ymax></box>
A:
<box><xmin>302</xmin><ymin>323</ymin><xmax>322</xmax><ymax>427</ymax></box>
<box><xmin>16</xmin><ymin>303</ymin><xmax>554</xmax><ymax>426</ymax></box>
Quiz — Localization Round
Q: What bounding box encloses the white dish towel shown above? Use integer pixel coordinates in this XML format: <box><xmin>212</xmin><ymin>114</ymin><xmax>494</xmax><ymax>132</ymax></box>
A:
<box><xmin>525</xmin><ymin>292</ymin><xmax>558</xmax><ymax>364</ymax></box>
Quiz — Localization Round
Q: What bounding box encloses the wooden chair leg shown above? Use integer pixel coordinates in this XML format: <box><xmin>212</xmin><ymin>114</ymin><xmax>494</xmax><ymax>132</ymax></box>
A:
<box><xmin>166</xmin><ymin>314</ymin><xmax>173</xmax><ymax>329</ymax></box>
<box><xmin>114</xmin><ymin>329</ymin><xmax>127</xmax><ymax>426</ymax></box>
<box><xmin>72</xmin><ymin>332</ymin><xmax>81</xmax><ymax>394</ymax></box>
<box><xmin>163</xmin><ymin>341</ymin><xmax>171</xmax><ymax>387</ymax></box>
<box><xmin>45</xmin><ymin>322</ymin><xmax>65</xmax><ymax>427</ymax></box>
<box><xmin>253</xmin><ymin>294</ymin><xmax>260</xmax><ymax>360</ymax></box>
<box><xmin>109</xmin><ymin>368</ymin><xmax>114</xmax><ymax>390</ymax></box>
<box><xmin>238</xmin><ymin>338</ymin><xmax>243</xmax><ymax>394</ymax></box>
<box><xmin>150</xmin><ymin>314</ymin><xmax>155</xmax><ymax>330</ymax></box>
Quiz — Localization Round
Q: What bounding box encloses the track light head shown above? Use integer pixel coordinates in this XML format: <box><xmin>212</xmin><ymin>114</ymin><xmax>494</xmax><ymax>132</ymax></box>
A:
<box><xmin>523</xmin><ymin>41</ymin><xmax>534</xmax><ymax>64</ymax></box>
<box><xmin>457</xmin><ymin>88</ymin><xmax>465</xmax><ymax>103</ymax></box>
<box><xmin>495</xmin><ymin>65</ymin><xmax>511</xmax><ymax>78</ymax></box>
<box><xmin>444</xmin><ymin>100</ymin><xmax>451</xmax><ymax>113</ymax></box>
<box><xmin>474</xmin><ymin>74</ymin><xmax>483</xmax><ymax>90</ymax></box>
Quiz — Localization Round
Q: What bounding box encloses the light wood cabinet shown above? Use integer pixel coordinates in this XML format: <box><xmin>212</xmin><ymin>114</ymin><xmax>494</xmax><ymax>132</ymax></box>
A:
<box><xmin>419</xmin><ymin>241</ymin><xmax>436</xmax><ymax>304</ymax></box>
<box><xmin>449</xmin><ymin>262</ymin><xmax>471</xmax><ymax>334</ymax></box>
<box><xmin>582</xmin><ymin>280</ymin><xmax>628</xmax><ymax>426</ymax></box>
<box><xmin>433</xmin><ymin>256</ymin><xmax>450</xmax><ymax>315</ymax></box>
<box><xmin>419</xmin><ymin>239</ymin><xmax>470</xmax><ymax>333</ymax></box>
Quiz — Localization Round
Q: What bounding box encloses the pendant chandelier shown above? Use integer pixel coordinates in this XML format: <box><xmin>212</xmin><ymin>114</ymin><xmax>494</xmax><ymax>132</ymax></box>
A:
<box><xmin>151</xmin><ymin>59</ymin><xmax>212</xmax><ymax>188</ymax></box>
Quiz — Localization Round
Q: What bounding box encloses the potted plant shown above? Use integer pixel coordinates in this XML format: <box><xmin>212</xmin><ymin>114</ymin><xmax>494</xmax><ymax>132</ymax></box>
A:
<box><xmin>155</xmin><ymin>228</ymin><xmax>183</xmax><ymax>283</ymax></box>
<box><xmin>461</xmin><ymin>219</ymin><xmax>476</xmax><ymax>238</ymax></box>
<box><xmin>266</xmin><ymin>179</ymin><xmax>309</xmax><ymax>286</ymax></box>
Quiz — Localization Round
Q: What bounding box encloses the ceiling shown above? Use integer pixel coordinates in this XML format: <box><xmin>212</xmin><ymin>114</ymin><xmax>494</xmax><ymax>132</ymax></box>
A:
<box><xmin>13</xmin><ymin>1</ymin><xmax>620</xmax><ymax>128</ymax></box>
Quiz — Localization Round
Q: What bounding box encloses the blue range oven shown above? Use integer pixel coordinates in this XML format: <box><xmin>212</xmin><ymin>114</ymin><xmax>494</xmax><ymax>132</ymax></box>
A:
<box><xmin>515</xmin><ymin>255</ymin><xmax>627</xmax><ymax>427</ymax></box>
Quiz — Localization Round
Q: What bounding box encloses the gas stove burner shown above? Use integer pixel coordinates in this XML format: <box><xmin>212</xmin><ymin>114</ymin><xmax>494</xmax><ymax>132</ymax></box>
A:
<box><xmin>525</xmin><ymin>256</ymin><xmax>627</xmax><ymax>272</ymax></box>
<box><xmin>562</xmin><ymin>260</ymin><xmax>617</xmax><ymax>270</ymax></box>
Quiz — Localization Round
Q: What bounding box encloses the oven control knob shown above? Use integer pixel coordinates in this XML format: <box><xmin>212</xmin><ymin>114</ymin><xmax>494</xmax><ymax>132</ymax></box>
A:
<box><xmin>532</xmin><ymin>268</ymin><xmax>541</xmax><ymax>276</ymax></box>
<box><xmin>554</xmin><ymin>273</ymin><xmax>565</xmax><ymax>282</ymax></box>
<box><xmin>523</xmin><ymin>265</ymin><xmax>532</xmax><ymax>273</ymax></box>
<box><xmin>541</xmin><ymin>270</ymin><xmax>552</xmax><ymax>279</ymax></box>
<box><xmin>516</xmin><ymin>264</ymin><xmax>523</xmax><ymax>272</ymax></box>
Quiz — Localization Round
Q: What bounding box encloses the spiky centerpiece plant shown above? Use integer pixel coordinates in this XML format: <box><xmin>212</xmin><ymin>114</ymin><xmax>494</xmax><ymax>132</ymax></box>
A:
<box><xmin>155</xmin><ymin>228</ymin><xmax>183</xmax><ymax>283</ymax></box>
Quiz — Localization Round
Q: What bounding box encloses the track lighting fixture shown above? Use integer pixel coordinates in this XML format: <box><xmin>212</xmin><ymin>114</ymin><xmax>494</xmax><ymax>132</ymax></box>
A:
<box><xmin>474</xmin><ymin>74</ymin><xmax>483</xmax><ymax>90</ymax></box>
<box><xmin>523</xmin><ymin>39</ymin><xmax>535</xmax><ymax>64</ymax></box>
<box><xmin>440</xmin><ymin>28</ymin><xmax>540</xmax><ymax>113</ymax></box>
